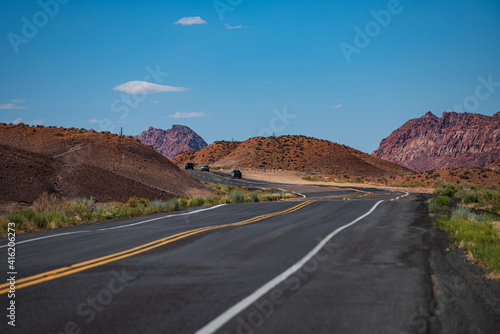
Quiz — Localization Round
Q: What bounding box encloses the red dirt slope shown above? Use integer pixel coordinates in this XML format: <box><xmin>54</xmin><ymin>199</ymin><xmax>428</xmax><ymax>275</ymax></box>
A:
<box><xmin>174</xmin><ymin>135</ymin><xmax>413</xmax><ymax>177</ymax></box>
<box><xmin>0</xmin><ymin>124</ymin><xmax>212</xmax><ymax>208</ymax></box>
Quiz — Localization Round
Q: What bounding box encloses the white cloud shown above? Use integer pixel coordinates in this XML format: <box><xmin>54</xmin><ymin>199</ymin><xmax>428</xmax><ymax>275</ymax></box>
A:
<box><xmin>113</xmin><ymin>81</ymin><xmax>189</xmax><ymax>94</ymax></box>
<box><xmin>10</xmin><ymin>98</ymin><xmax>26</xmax><ymax>103</ymax></box>
<box><xmin>29</xmin><ymin>119</ymin><xmax>45</xmax><ymax>125</ymax></box>
<box><xmin>174</xmin><ymin>16</ymin><xmax>207</xmax><ymax>25</ymax></box>
<box><xmin>332</xmin><ymin>104</ymin><xmax>342</xmax><ymax>109</ymax></box>
<box><xmin>224</xmin><ymin>23</ymin><xmax>244</xmax><ymax>29</ymax></box>
<box><xmin>13</xmin><ymin>117</ymin><xmax>22</xmax><ymax>124</ymax></box>
<box><xmin>169</xmin><ymin>112</ymin><xmax>208</xmax><ymax>119</ymax></box>
<box><xmin>0</xmin><ymin>103</ymin><xmax>27</xmax><ymax>110</ymax></box>
<box><xmin>88</xmin><ymin>119</ymin><xmax>101</xmax><ymax>123</ymax></box>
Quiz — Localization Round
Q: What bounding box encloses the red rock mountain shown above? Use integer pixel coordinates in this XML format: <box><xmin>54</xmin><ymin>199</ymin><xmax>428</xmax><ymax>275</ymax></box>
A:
<box><xmin>372</xmin><ymin>112</ymin><xmax>500</xmax><ymax>172</ymax></box>
<box><xmin>173</xmin><ymin>135</ymin><xmax>413</xmax><ymax>177</ymax></box>
<box><xmin>136</xmin><ymin>125</ymin><xmax>207</xmax><ymax>159</ymax></box>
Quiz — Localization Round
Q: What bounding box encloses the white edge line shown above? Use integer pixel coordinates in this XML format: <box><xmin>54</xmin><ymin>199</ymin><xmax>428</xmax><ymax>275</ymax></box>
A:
<box><xmin>0</xmin><ymin>231</ymin><xmax>91</xmax><ymax>248</ymax></box>
<box><xmin>195</xmin><ymin>200</ymin><xmax>385</xmax><ymax>334</ymax></box>
<box><xmin>97</xmin><ymin>204</ymin><xmax>227</xmax><ymax>231</ymax></box>
<box><xmin>259</xmin><ymin>187</ymin><xmax>307</xmax><ymax>199</ymax></box>
<box><xmin>0</xmin><ymin>204</ymin><xmax>228</xmax><ymax>247</ymax></box>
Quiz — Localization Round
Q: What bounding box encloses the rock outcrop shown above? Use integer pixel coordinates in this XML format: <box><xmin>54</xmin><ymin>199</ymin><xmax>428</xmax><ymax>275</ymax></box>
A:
<box><xmin>372</xmin><ymin>112</ymin><xmax>500</xmax><ymax>172</ymax></box>
<box><xmin>136</xmin><ymin>125</ymin><xmax>207</xmax><ymax>159</ymax></box>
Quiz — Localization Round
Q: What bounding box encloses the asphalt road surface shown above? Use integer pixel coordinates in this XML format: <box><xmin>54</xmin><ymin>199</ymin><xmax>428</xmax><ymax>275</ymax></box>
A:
<box><xmin>1</xmin><ymin>172</ymin><xmax>498</xmax><ymax>333</ymax></box>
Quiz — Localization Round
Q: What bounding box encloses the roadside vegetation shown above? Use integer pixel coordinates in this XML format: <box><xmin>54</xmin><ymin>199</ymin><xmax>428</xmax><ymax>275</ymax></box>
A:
<box><xmin>0</xmin><ymin>185</ymin><xmax>295</xmax><ymax>236</ymax></box>
<box><xmin>429</xmin><ymin>183</ymin><xmax>500</xmax><ymax>277</ymax></box>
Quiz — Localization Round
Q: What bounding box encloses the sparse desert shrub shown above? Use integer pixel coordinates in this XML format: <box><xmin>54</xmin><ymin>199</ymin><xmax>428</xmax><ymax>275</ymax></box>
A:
<box><xmin>149</xmin><ymin>200</ymin><xmax>168</xmax><ymax>212</ymax></box>
<box><xmin>46</xmin><ymin>211</ymin><xmax>74</xmax><ymax>228</ymax></box>
<box><xmin>436</xmin><ymin>195</ymin><xmax>450</xmax><ymax>207</ymax></box>
<box><xmin>178</xmin><ymin>198</ymin><xmax>188</xmax><ymax>207</ymax></box>
<box><xmin>190</xmin><ymin>197</ymin><xmax>206</xmax><ymax>206</ymax></box>
<box><xmin>206</xmin><ymin>197</ymin><xmax>221</xmax><ymax>205</ymax></box>
<box><xmin>75</xmin><ymin>196</ymin><xmax>96</xmax><ymax>214</ymax></box>
<box><xmin>33</xmin><ymin>192</ymin><xmax>65</xmax><ymax>213</ymax></box>
<box><xmin>463</xmin><ymin>194</ymin><xmax>479</xmax><ymax>204</ymax></box>
<box><xmin>249</xmin><ymin>192</ymin><xmax>259</xmax><ymax>202</ymax></box>
<box><xmin>434</xmin><ymin>183</ymin><xmax>459</xmax><ymax>197</ymax></box>
<box><xmin>127</xmin><ymin>196</ymin><xmax>149</xmax><ymax>209</ymax></box>
<box><xmin>229</xmin><ymin>190</ymin><xmax>244</xmax><ymax>203</ymax></box>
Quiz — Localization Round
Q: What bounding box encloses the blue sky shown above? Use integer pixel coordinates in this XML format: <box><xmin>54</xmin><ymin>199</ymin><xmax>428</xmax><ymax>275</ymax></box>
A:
<box><xmin>1</xmin><ymin>0</ymin><xmax>500</xmax><ymax>153</ymax></box>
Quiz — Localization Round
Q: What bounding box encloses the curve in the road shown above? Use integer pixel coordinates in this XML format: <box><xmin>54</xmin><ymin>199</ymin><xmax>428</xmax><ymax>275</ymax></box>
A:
<box><xmin>0</xmin><ymin>200</ymin><xmax>315</xmax><ymax>295</ymax></box>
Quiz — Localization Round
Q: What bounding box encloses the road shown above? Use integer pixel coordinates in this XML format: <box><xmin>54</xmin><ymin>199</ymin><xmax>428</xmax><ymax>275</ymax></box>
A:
<box><xmin>0</xmin><ymin>172</ymin><xmax>497</xmax><ymax>333</ymax></box>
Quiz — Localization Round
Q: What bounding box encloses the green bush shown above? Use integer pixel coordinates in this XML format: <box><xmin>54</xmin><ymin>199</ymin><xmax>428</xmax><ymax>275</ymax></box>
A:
<box><xmin>248</xmin><ymin>192</ymin><xmax>259</xmax><ymax>202</ymax></box>
<box><xmin>149</xmin><ymin>200</ymin><xmax>168</xmax><ymax>212</ymax></box>
<box><xmin>206</xmin><ymin>197</ymin><xmax>221</xmax><ymax>205</ymax></box>
<box><xmin>190</xmin><ymin>197</ymin><xmax>206</xmax><ymax>206</ymax></box>
<box><xmin>34</xmin><ymin>213</ymin><xmax>48</xmax><ymax>229</ymax></box>
<box><xmin>178</xmin><ymin>198</ymin><xmax>188</xmax><ymax>207</ymax></box>
<box><xmin>434</xmin><ymin>183</ymin><xmax>459</xmax><ymax>197</ymax></box>
<box><xmin>75</xmin><ymin>196</ymin><xmax>96</xmax><ymax>213</ymax></box>
<box><xmin>46</xmin><ymin>211</ymin><xmax>74</xmax><ymax>227</ymax></box>
<box><xmin>127</xmin><ymin>196</ymin><xmax>149</xmax><ymax>209</ymax></box>
<box><xmin>5</xmin><ymin>211</ymin><xmax>27</xmax><ymax>226</ymax></box>
<box><xmin>229</xmin><ymin>190</ymin><xmax>244</xmax><ymax>203</ymax></box>
<box><xmin>436</xmin><ymin>195</ymin><xmax>450</xmax><ymax>207</ymax></box>
<box><xmin>165</xmin><ymin>198</ymin><xmax>180</xmax><ymax>211</ymax></box>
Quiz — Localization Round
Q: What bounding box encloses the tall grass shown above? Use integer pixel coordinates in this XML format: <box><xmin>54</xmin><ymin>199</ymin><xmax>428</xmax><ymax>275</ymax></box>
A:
<box><xmin>0</xmin><ymin>184</ymin><xmax>297</xmax><ymax>236</ymax></box>
<box><xmin>434</xmin><ymin>206</ymin><xmax>500</xmax><ymax>274</ymax></box>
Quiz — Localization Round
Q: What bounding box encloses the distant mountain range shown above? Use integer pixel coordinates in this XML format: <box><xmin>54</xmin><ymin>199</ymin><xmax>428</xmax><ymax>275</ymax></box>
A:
<box><xmin>372</xmin><ymin>112</ymin><xmax>500</xmax><ymax>172</ymax></box>
<box><xmin>173</xmin><ymin>135</ymin><xmax>413</xmax><ymax>178</ymax></box>
<box><xmin>135</xmin><ymin>125</ymin><xmax>207</xmax><ymax>160</ymax></box>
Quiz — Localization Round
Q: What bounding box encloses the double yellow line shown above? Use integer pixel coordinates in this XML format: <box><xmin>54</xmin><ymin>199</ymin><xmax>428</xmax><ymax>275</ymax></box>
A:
<box><xmin>0</xmin><ymin>200</ymin><xmax>314</xmax><ymax>295</ymax></box>
<box><xmin>342</xmin><ymin>188</ymin><xmax>373</xmax><ymax>200</ymax></box>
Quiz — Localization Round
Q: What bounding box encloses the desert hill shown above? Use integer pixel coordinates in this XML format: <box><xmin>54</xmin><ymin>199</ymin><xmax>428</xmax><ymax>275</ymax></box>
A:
<box><xmin>173</xmin><ymin>135</ymin><xmax>413</xmax><ymax>177</ymax></box>
<box><xmin>136</xmin><ymin>125</ymin><xmax>207</xmax><ymax>159</ymax></box>
<box><xmin>173</xmin><ymin>140</ymin><xmax>241</xmax><ymax>166</ymax></box>
<box><xmin>372</xmin><ymin>111</ymin><xmax>500</xmax><ymax>172</ymax></box>
<box><xmin>0</xmin><ymin>123</ymin><xmax>212</xmax><ymax>208</ymax></box>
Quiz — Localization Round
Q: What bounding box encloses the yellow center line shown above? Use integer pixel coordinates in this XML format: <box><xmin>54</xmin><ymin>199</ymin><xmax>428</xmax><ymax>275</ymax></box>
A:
<box><xmin>342</xmin><ymin>188</ymin><xmax>373</xmax><ymax>200</ymax></box>
<box><xmin>0</xmin><ymin>200</ymin><xmax>314</xmax><ymax>294</ymax></box>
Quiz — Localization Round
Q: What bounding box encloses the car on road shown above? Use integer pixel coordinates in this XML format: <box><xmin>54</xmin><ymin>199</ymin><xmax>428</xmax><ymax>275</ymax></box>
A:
<box><xmin>200</xmin><ymin>164</ymin><xmax>210</xmax><ymax>172</ymax></box>
<box><xmin>184</xmin><ymin>162</ymin><xmax>194</xmax><ymax>170</ymax></box>
<box><xmin>231</xmin><ymin>169</ymin><xmax>242</xmax><ymax>178</ymax></box>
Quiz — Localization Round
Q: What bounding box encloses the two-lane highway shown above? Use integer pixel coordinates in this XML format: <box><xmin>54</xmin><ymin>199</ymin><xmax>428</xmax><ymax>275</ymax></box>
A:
<box><xmin>0</xmin><ymin>175</ymin><xmax>442</xmax><ymax>334</ymax></box>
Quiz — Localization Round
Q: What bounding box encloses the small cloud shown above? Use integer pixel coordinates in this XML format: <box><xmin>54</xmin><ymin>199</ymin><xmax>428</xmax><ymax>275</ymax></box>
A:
<box><xmin>332</xmin><ymin>104</ymin><xmax>342</xmax><ymax>109</ymax></box>
<box><xmin>174</xmin><ymin>16</ymin><xmax>207</xmax><ymax>26</ymax></box>
<box><xmin>88</xmin><ymin>119</ymin><xmax>101</xmax><ymax>123</ymax></box>
<box><xmin>224</xmin><ymin>23</ymin><xmax>244</xmax><ymax>29</ymax></box>
<box><xmin>10</xmin><ymin>98</ymin><xmax>26</xmax><ymax>103</ymax></box>
<box><xmin>117</xmin><ymin>120</ymin><xmax>126</xmax><ymax>124</ymax></box>
<box><xmin>152</xmin><ymin>100</ymin><xmax>159</xmax><ymax>104</ymax></box>
<box><xmin>169</xmin><ymin>112</ymin><xmax>208</xmax><ymax>119</ymax></box>
<box><xmin>29</xmin><ymin>119</ymin><xmax>45</xmax><ymax>125</ymax></box>
<box><xmin>0</xmin><ymin>103</ymin><xmax>27</xmax><ymax>110</ymax></box>
<box><xmin>13</xmin><ymin>117</ymin><xmax>22</xmax><ymax>124</ymax></box>
<box><xmin>113</xmin><ymin>81</ymin><xmax>189</xmax><ymax>94</ymax></box>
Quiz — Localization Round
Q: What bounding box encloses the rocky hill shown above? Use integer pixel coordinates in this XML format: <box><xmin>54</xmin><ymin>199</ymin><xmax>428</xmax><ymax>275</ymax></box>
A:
<box><xmin>0</xmin><ymin>123</ymin><xmax>212</xmax><ymax>209</ymax></box>
<box><xmin>173</xmin><ymin>135</ymin><xmax>413</xmax><ymax>177</ymax></box>
<box><xmin>372</xmin><ymin>112</ymin><xmax>500</xmax><ymax>172</ymax></box>
<box><xmin>136</xmin><ymin>125</ymin><xmax>207</xmax><ymax>159</ymax></box>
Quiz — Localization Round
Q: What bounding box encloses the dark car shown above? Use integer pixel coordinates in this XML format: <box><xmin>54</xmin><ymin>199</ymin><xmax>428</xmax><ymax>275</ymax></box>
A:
<box><xmin>185</xmin><ymin>162</ymin><xmax>194</xmax><ymax>170</ymax></box>
<box><xmin>231</xmin><ymin>169</ymin><xmax>242</xmax><ymax>178</ymax></box>
<box><xmin>200</xmin><ymin>164</ymin><xmax>210</xmax><ymax>172</ymax></box>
